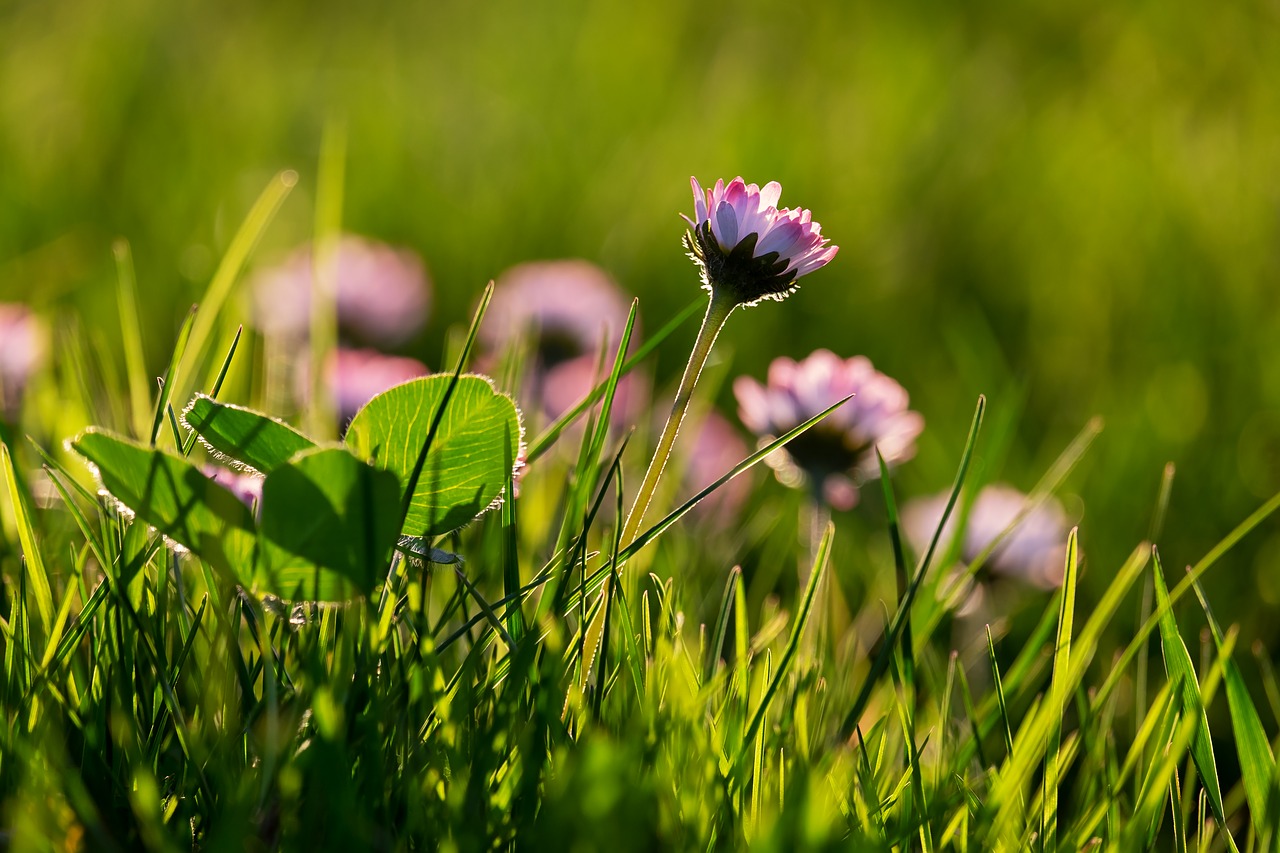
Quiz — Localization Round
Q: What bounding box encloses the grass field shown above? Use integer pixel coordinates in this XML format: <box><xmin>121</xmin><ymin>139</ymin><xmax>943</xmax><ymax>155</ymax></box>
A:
<box><xmin>3</xmin><ymin>1</ymin><xmax>1280</xmax><ymax>849</ymax></box>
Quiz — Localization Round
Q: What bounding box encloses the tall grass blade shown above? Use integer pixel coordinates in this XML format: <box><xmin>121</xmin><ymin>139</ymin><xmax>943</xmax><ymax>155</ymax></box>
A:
<box><xmin>2</xmin><ymin>443</ymin><xmax>52</xmax><ymax>634</ymax></box>
<box><xmin>877</xmin><ymin>448</ymin><xmax>913</xmax><ymax>688</ymax></box>
<box><xmin>988</xmin><ymin>626</ymin><xmax>1016</xmax><ymax>764</ymax></box>
<box><xmin>1044</xmin><ymin>527</ymin><xmax>1080</xmax><ymax>851</ymax></box>
<box><xmin>181</xmin><ymin>326</ymin><xmax>244</xmax><ymax>456</ymax></box>
<box><xmin>1151</xmin><ymin>547</ymin><xmax>1233</xmax><ymax>848</ymax></box>
<box><xmin>501</xmin><ymin>428</ymin><xmax>524</xmax><ymax>645</ymax></box>
<box><xmin>708</xmin><ymin>566</ymin><xmax>741</xmax><ymax>684</ymax></box>
<box><xmin>149</xmin><ymin>307</ymin><xmax>196</xmax><ymax>447</ymax></box>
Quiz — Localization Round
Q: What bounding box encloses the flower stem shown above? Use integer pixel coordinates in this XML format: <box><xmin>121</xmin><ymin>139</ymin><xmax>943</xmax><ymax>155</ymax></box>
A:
<box><xmin>620</xmin><ymin>289</ymin><xmax>737</xmax><ymax>549</ymax></box>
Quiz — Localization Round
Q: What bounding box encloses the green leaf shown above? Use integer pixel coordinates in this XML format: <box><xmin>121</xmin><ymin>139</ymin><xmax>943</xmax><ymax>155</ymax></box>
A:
<box><xmin>70</xmin><ymin>429</ymin><xmax>257</xmax><ymax>577</ymax></box>
<box><xmin>344</xmin><ymin>374</ymin><xmax>522</xmax><ymax>538</ymax></box>
<box><xmin>257</xmin><ymin>446</ymin><xmax>402</xmax><ymax>600</ymax></box>
<box><xmin>1152</xmin><ymin>547</ymin><xmax>1231</xmax><ymax>840</ymax></box>
<box><xmin>182</xmin><ymin>394</ymin><xmax>316</xmax><ymax>473</ymax></box>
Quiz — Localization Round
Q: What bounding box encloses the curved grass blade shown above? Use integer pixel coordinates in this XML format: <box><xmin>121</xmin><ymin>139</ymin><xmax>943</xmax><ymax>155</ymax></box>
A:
<box><xmin>1152</xmin><ymin>547</ymin><xmax>1233</xmax><ymax>847</ymax></box>
<box><xmin>987</xmin><ymin>542</ymin><xmax>1149</xmax><ymax>843</ymax></box>
<box><xmin>988</xmin><ymin>627</ymin><xmax>1016</xmax><ymax>764</ymax></box>
<box><xmin>1119</xmin><ymin>632</ymin><xmax>1234</xmax><ymax>853</ymax></box>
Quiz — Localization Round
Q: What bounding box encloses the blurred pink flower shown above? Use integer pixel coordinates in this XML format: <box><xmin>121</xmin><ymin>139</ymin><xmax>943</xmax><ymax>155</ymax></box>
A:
<box><xmin>733</xmin><ymin>349</ymin><xmax>923</xmax><ymax>510</ymax></box>
<box><xmin>0</xmin><ymin>304</ymin><xmax>47</xmax><ymax>419</ymax></box>
<box><xmin>901</xmin><ymin>484</ymin><xmax>1070</xmax><ymax>589</ymax></box>
<box><xmin>683</xmin><ymin>177</ymin><xmax>838</xmax><ymax>306</ymax></box>
<box><xmin>251</xmin><ymin>235</ymin><xmax>431</xmax><ymax>345</ymax></box>
<box><xmin>481</xmin><ymin>260</ymin><xmax>642</xmax><ymax>422</ymax></box>
<box><xmin>317</xmin><ymin>347</ymin><xmax>430</xmax><ymax>424</ymax></box>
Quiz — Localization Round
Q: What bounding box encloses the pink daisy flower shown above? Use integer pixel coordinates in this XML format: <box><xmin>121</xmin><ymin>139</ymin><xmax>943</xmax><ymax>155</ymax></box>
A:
<box><xmin>683</xmin><ymin>177</ymin><xmax>838</xmax><ymax>306</ymax></box>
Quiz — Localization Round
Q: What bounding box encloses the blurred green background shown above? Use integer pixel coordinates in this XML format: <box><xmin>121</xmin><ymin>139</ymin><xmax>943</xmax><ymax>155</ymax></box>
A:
<box><xmin>3</xmin><ymin>0</ymin><xmax>1280</xmax><ymax>632</ymax></box>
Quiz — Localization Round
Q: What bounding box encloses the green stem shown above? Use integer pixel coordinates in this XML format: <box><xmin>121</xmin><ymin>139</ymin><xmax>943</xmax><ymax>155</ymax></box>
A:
<box><xmin>620</xmin><ymin>289</ymin><xmax>736</xmax><ymax>549</ymax></box>
<box><xmin>569</xmin><ymin>289</ymin><xmax>735</xmax><ymax>707</ymax></box>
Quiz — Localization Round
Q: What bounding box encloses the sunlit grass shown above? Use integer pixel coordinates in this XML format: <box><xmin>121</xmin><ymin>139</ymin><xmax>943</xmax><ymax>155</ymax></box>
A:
<box><xmin>3</xmin><ymin>247</ymin><xmax>1280</xmax><ymax>848</ymax></box>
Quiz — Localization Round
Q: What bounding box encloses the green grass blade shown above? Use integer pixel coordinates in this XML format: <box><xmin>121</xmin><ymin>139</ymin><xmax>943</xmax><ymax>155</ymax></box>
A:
<box><xmin>149</xmin><ymin>306</ymin><xmax>196</xmax><ymax>447</ymax></box>
<box><xmin>181</xmin><ymin>326</ymin><xmax>244</xmax><ymax>457</ymax></box>
<box><xmin>1152</xmin><ymin>547</ymin><xmax>1232</xmax><ymax>844</ymax></box>
<box><xmin>987</xmin><ymin>626</ymin><xmax>1016</xmax><ymax>765</ymax></box>
<box><xmin>751</xmin><ymin>649</ymin><xmax>772</xmax><ymax>828</ymax></box>
<box><xmin>877</xmin><ymin>448</ymin><xmax>913</xmax><ymax>690</ymax></box>
<box><xmin>1044</xmin><ymin>527</ymin><xmax>1080</xmax><ymax>851</ymax></box>
<box><xmin>1169</xmin><ymin>767</ymin><xmax>1188</xmax><ymax>853</ymax></box>
<box><xmin>607</xmin><ymin>565</ymin><xmax>646</xmax><ymax>704</ymax></box>
<box><xmin>1118</xmin><ymin>630</ymin><xmax>1234</xmax><ymax>853</ymax></box>
<box><xmin>501</xmin><ymin>427</ymin><xmax>524</xmax><ymax>645</ymax></box>
<box><xmin>985</xmin><ymin>543</ymin><xmax>1149</xmax><ymax>832</ymax></box>
<box><xmin>2</xmin><ymin>443</ymin><xmax>52</xmax><ymax>634</ymax></box>
<box><xmin>707</xmin><ymin>566</ymin><xmax>741</xmax><ymax>684</ymax></box>
<box><xmin>450</xmin><ymin>564</ymin><xmax>514</xmax><ymax>652</ymax></box>
<box><xmin>1190</xmin><ymin>571</ymin><xmax>1276</xmax><ymax>839</ymax></box>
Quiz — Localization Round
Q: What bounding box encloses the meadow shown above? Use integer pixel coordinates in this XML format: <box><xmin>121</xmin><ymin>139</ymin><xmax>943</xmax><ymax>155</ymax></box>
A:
<box><xmin>3</xmin><ymin>0</ymin><xmax>1280</xmax><ymax>849</ymax></box>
